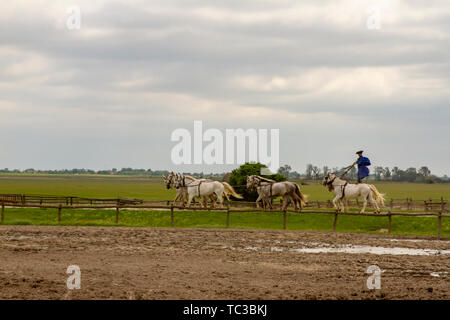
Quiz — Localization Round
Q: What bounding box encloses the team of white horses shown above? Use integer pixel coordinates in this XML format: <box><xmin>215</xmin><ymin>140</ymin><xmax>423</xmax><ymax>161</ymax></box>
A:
<box><xmin>163</xmin><ymin>172</ymin><xmax>385</xmax><ymax>213</ymax></box>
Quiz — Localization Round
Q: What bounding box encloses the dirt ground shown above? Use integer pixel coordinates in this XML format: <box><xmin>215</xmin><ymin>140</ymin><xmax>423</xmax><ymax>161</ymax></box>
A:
<box><xmin>0</xmin><ymin>225</ymin><xmax>448</xmax><ymax>300</ymax></box>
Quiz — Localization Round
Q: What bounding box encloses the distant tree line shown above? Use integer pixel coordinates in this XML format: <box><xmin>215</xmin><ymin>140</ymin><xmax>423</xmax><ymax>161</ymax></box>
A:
<box><xmin>295</xmin><ymin>164</ymin><xmax>448</xmax><ymax>183</ymax></box>
<box><xmin>0</xmin><ymin>164</ymin><xmax>448</xmax><ymax>183</ymax></box>
<box><xmin>0</xmin><ymin>167</ymin><xmax>225</xmax><ymax>179</ymax></box>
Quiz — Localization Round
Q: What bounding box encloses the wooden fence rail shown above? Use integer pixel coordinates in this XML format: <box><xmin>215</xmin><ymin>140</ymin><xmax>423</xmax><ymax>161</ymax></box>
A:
<box><xmin>0</xmin><ymin>194</ymin><xmax>447</xmax><ymax>211</ymax></box>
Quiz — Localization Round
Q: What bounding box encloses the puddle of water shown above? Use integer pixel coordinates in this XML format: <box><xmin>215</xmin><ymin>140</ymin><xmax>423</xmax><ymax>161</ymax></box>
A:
<box><xmin>233</xmin><ymin>244</ymin><xmax>450</xmax><ymax>256</ymax></box>
<box><xmin>387</xmin><ymin>238</ymin><xmax>450</xmax><ymax>244</ymax></box>
<box><xmin>285</xmin><ymin>245</ymin><xmax>450</xmax><ymax>256</ymax></box>
<box><xmin>430</xmin><ymin>272</ymin><xmax>448</xmax><ymax>277</ymax></box>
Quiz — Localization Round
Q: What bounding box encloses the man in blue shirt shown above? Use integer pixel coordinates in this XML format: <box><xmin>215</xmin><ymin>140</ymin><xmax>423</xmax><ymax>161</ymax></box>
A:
<box><xmin>353</xmin><ymin>150</ymin><xmax>371</xmax><ymax>183</ymax></box>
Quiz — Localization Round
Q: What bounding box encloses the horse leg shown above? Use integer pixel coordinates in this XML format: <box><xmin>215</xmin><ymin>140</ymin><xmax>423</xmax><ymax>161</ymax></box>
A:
<box><xmin>255</xmin><ymin>194</ymin><xmax>264</xmax><ymax>210</ymax></box>
<box><xmin>293</xmin><ymin>194</ymin><xmax>301</xmax><ymax>211</ymax></box>
<box><xmin>187</xmin><ymin>194</ymin><xmax>194</xmax><ymax>208</ymax></box>
<box><xmin>216</xmin><ymin>191</ymin><xmax>224</xmax><ymax>208</ymax></box>
<box><xmin>332</xmin><ymin>196</ymin><xmax>340</xmax><ymax>212</ymax></box>
<box><xmin>344</xmin><ymin>199</ymin><xmax>349</xmax><ymax>213</ymax></box>
<box><xmin>360</xmin><ymin>195</ymin><xmax>368</xmax><ymax>213</ymax></box>
<box><xmin>282</xmin><ymin>197</ymin><xmax>290</xmax><ymax>211</ymax></box>
<box><xmin>286</xmin><ymin>196</ymin><xmax>293</xmax><ymax>210</ymax></box>
<box><xmin>368</xmin><ymin>193</ymin><xmax>379</xmax><ymax>213</ymax></box>
<box><xmin>209</xmin><ymin>195</ymin><xmax>216</xmax><ymax>209</ymax></box>
<box><xmin>288</xmin><ymin>195</ymin><xmax>297</xmax><ymax>211</ymax></box>
<box><xmin>201</xmin><ymin>196</ymin><xmax>207</xmax><ymax>208</ymax></box>
<box><xmin>172</xmin><ymin>194</ymin><xmax>179</xmax><ymax>207</ymax></box>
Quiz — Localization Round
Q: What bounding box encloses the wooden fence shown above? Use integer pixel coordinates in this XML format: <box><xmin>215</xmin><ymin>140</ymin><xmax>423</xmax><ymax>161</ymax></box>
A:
<box><xmin>0</xmin><ymin>194</ymin><xmax>448</xmax><ymax>238</ymax></box>
<box><xmin>0</xmin><ymin>194</ymin><xmax>447</xmax><ymax>211</ymax></box>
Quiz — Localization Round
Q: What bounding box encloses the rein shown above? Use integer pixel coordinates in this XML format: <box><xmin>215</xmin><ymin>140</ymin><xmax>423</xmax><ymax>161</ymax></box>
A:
<box><xmin>330</xmin><ymin>164</ymin><xmax>354</xmax><ymax>178</ymax></box>
<box><xmin>326</xmin><ymin>176</ymin><xmax>336</xmax><ymax>186</ymax></box>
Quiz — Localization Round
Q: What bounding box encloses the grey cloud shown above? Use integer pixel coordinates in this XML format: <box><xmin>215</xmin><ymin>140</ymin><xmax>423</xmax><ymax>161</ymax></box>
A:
<box><xmin>0</xmin><ymin>0</ymin><xmax>449</xmax><ymax>174</ymax></box>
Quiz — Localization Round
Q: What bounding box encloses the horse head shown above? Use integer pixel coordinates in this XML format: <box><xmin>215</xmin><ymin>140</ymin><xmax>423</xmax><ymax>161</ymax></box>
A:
<box><xmin>164</xmin><ymin>172</ymin><xmax>178</xmax><ymax>189</ymax></box>
<box><xmin>322</xmin><ymin>173</ymin><xmax>336</xmax><ymax>191</ymax></box>
<box><xmin>246</xmin><ymin>175</ymin><xmax>259</xmax><ymax>190</ymax></box>
<box><xmin>173</xmin><ymin>173</ymin><xmax>183</xmax><ymax>189</ymax></box>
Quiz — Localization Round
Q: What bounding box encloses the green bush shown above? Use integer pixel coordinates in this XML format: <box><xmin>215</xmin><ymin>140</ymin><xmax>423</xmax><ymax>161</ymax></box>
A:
<box><xmin>229</xmin><ymin>162</ymin><xmax>286</xmax><ymax>201</ymax></box>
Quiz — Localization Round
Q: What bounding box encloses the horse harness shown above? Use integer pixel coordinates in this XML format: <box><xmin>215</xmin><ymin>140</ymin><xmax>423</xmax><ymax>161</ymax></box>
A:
<box><xmin>179</xmin><ymin>176</ymin><xmax>212</xmax><ymax>196</ymax></box>
<box><xmin>256</xmin><ymin>179</ymin><xmax>274</xmax><ymax>197</ymax></box>
<box><xmin>327</xmin><ymin>177</ymin><xmax>348</xmax><ymax>199</ymax></box>
<box><xmin>340</xmin><ymin>182</ymin><xmax>348</xmax><ymax>200</ymax></box>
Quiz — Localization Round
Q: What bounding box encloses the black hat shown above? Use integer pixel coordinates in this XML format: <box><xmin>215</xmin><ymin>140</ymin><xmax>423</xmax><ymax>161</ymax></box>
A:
<box><xmin>356</xmin><ymin>150</ymin><xmax>363</xmax><ymax>154</ymax></box>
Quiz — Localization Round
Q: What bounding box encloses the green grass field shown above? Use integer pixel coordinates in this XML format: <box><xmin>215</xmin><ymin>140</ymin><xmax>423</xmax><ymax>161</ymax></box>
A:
<box><xmin>1</xmin><ymin>174</ymin><xmax>449</xmax><ymax>200</ymax></box>
<box><xmin>0</xmin><ymin>174</ymin><xmax>449</xmax><ymax>237</ymax></box>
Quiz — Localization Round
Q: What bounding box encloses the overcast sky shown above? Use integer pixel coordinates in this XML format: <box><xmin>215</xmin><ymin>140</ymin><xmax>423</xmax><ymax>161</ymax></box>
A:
<box><xmin>1</xmin><ymin>0</ymin><xmax>449</xmax><ymax>175</ymax></box>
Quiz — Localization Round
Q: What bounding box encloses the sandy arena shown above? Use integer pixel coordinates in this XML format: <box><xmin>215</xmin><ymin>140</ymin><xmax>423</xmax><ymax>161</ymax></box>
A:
<box><xmin>0</xmin><ymin>225</ymin><xmax>448</xmax><ymax>300</ymax></box>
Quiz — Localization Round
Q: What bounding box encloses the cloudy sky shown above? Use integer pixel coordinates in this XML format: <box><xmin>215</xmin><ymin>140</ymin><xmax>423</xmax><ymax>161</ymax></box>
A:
<box><xmin>1</xmin><ymin>0</ymin><xmax>449</xmax><ymax>175</ymax></box>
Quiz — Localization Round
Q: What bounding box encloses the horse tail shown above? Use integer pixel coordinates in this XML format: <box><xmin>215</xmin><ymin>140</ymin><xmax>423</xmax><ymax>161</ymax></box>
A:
<box><xmin>222</xmin><ymin>182</ymin><xmax>243</xmax><ymax>199</ymax></box>
<box><xmin>368</xmin><ymin>184</ymin><xmax>385</xmax><ymax>206</ymax></box>
<box><xmin>294</xmin><ymin>183</ymin><xmax>308</xmax><ymax>205</ymax></box>
<box><xmin>222</xmin><ymin>189</ymin><xmax>231</xmax><ymax>201</ymax></box>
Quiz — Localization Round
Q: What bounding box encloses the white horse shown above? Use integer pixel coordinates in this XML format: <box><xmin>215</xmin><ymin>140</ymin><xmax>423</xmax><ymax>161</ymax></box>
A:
<box><xmin>247</xmin><ymin>175</ymin><xmax>307</xmax><ymax>211</ymax></box>
<box><xmin>163</xmin><ymin>172</ymin><xmax>224</xmax><ymax>207</ymax></box>
<box><xmin>322</xmin><ymin>173</ymin><xmax>385</xmax><ymax>213</ymax></box>
<box><xmin>174</xmin><ymin>174</ymin><xmax>242</xmax><ymax>208</ymax></box>
<box><xmin>163</xmin><ymin>172</ymin><xmax>189</xmax><ymax>206</ymax></box>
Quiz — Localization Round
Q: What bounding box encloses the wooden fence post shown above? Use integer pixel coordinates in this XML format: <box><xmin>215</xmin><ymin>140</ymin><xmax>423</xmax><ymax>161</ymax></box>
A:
<box><xmin>437</xmin><ymin>197</ymin><xmax>444</xmax><ymax>239</ymax></box>
<box><xmin>333</xmin><ymin>212</ymin><xmax>338</xmax><ymax>232</ymax></box>
<box><xmin>58</xmin><ymin>204</ymin><xmax>62</xmax><ymax>222</ymax></box>
<box><xmin>390</xmin><ymin>198</ymin><xmax>394</xmax><ymax>210</ymax></box>
<box><xmin>388</xmin><ymin>212</ymin><xmax>392</xmax><ymax>234</ymax></box>
<box><xmin>115</xmin><ymin>206</ymin><xmax>119</xmax><ymax>224</ymax></box>
<box><xmin>437</xmin><ymin>211</ymin><xmax>442</xmax><ymax>239</ymax></box>
<box><xmin>226</xmin><ymin>208</ymin><xmax>230</xmax><ymax>228</ymax></box>
<box><xmin>1</xmin><ymin>203</ymin><xmax>4</xmax><ymax>223</ymax></box>
<box><xmin>170</xmin><ymin>205</ymin><xmax>174</xmax><ymax>227</ymax></box>
<box><xmin>283</xmin><ymin>210</ymin><xmax>287</xmax><ymax>230</ymax></box>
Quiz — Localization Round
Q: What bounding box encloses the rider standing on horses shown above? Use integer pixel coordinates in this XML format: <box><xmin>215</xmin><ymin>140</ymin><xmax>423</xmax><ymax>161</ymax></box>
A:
<box><xmin>353</xmin><ymin>150</ymin><xmax>371</xmax><ymax>183</ymax></box>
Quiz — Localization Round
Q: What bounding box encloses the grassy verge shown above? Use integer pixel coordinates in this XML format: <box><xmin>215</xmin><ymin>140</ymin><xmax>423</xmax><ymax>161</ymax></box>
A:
<box><xmin>1</xmin><ymin>207</ymin><xmax>448</xmax><ymax>238</ymax></box>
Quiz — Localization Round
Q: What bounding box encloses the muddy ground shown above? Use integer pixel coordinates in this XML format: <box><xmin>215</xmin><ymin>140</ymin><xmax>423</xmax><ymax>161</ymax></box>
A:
<box><xmin>0</xmin><ymin>225</ymin><xmax>448</xmax><ymax>299</ymax></box>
